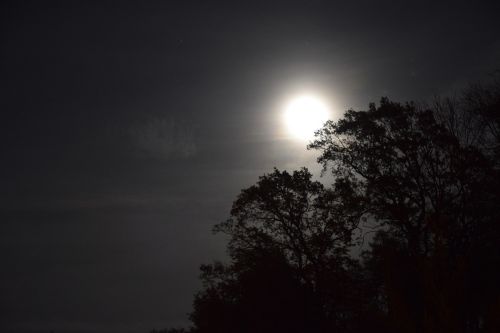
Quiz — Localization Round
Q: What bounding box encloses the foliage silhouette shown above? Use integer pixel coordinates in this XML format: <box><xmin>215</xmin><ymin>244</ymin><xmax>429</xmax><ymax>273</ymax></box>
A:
<box><xmin>155</xmin><ymin>80</ymin><xmax>500</xmax><ymax>333</ymax></box>
<box><xmin>310</xmin><ymin>93</ymin><xmax>500</xmax><ymax>332</ymax></box>
<box><xmin>190</xmin><ymin>169</ymin><xmax>379</xmax><ymax>333</ymax></box>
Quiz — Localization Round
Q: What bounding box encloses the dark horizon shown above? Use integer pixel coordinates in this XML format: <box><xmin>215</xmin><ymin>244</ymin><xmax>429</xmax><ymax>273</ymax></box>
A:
<box><xmin>1</xmin><ymin>1</ymin><xmax>500</xmax><ymax>332</ymax></box>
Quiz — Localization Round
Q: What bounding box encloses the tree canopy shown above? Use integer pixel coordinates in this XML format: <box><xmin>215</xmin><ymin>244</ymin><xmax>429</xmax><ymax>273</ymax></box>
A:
<box><xmin>154</xmin><ymin>80</ymin><xmax>500</xmax><ymax>333</ymax></box>
<box><xmin>310</xmin><ymin>95</ymin><xmax>500</xmax><ymax>332</ymax></box>
<box><xmin>190</xmin><ymin>169</ymin><xmax>374</xmax><ymax>333</ymax></box>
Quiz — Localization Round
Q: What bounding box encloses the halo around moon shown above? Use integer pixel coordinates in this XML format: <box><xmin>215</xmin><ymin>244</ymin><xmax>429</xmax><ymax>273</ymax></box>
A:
<box><xmin>284</xmin><ymin>95</ymin><xmax>330</xmax><ymax>141</ymax></box>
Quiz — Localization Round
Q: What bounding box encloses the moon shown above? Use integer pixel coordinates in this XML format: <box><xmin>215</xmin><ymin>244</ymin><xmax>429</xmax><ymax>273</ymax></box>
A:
<box><xmin>284</xmin><ymin>95</ymin><xmax>330</xmax><ymax>141</ymax></box>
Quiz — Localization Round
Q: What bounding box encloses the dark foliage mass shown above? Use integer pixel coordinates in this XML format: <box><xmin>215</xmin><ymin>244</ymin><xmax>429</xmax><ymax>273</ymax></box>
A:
<box><xmin>155</xmin><ymin>79</ymin><xmax>500</xmax><ymax>333</ymax></box>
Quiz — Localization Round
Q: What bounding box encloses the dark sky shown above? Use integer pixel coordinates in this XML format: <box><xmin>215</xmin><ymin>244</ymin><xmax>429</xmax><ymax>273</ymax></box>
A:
<box><xmin>1</xmin><ymin>1</ymin><xmax>499</xmax><ymax>332</ymax></box>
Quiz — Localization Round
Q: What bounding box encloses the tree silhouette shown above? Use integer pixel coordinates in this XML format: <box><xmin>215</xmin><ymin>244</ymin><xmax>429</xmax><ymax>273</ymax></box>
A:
<box><xmin>310</xmin><ymin>96</ymin><xmax>500</xmax><ymax>332</ymax></box>
<box><xmin>190</xmin><ymin>168</ymin><xmax>380</xmax><ymax>333</ymax></box>
<box><xmin>156</xmin><ymin>81</ymin><xmax>500</xmax><ymax>333</ymax></box>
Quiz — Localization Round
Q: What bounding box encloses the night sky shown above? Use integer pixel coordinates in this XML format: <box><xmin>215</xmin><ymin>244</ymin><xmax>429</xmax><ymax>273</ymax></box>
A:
<box><xmin>1</xmin><ymin>1</ymin><xmax>499</xmax><ymax>332</ymax></box>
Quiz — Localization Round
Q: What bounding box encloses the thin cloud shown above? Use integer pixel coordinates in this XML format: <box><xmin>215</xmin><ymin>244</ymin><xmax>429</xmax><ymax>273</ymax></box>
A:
<box><xmin>130</xmin><ymin>117</ymin><xmax>197</xmax><ymax>158</ymax></box>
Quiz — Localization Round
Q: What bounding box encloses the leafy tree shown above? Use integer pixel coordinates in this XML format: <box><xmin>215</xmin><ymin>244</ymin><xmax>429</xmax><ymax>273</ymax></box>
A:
<box><xmin>434</xmin><ymin>75</ymin><xmax>500</xmax><ymax>171</ymax></box>
<box><xmin>157</xmin><ymin>81</ymin><xmax>500</xmax><ymax>333</ymax></box>
<box><xmin>216</xmin><ymin>168</ymin><xmax>360</xmax><ymax>285</ymax></box>
<box><xmin>190</xmin><ymin>168</ymin><xmax>377</xmax><ymax>333</ymax></box>
<box><xmin>309</xmin><ymin>97</ymin><xmax>500</xmax><ymax>332</ymax></box>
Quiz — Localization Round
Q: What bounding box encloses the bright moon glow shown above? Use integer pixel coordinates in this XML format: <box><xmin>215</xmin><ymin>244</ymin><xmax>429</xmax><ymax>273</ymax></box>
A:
<box><xmin>284</xmin><ymin>95</ymin><xmax>330</xmax><ymax>141</ymax></box>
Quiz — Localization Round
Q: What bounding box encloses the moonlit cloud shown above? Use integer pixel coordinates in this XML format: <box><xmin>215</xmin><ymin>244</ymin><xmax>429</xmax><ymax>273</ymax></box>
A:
<box><xmin>131</xmin><ymin>117</ymin><xmax>197</xmax><ymax>158</ymax></box>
